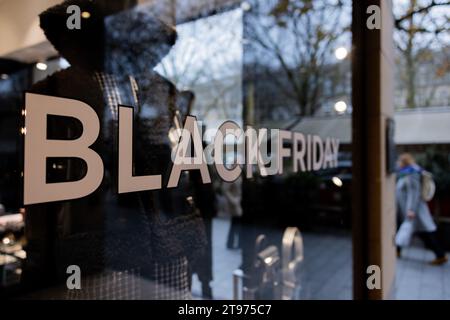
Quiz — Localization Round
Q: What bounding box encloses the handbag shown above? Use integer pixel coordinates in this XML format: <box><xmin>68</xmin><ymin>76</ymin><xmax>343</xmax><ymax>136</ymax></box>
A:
<box><xmin>395</xmin><ymin>219</ymin><xmax>414</xmax><ymax>247</ymax></box>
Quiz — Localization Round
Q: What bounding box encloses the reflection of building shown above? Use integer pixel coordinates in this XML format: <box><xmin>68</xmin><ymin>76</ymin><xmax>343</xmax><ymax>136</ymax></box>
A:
<box><xmin>395</xmin><ymin>50</ymin><xmax>450</xmax><ymax>110</ymax></box>
<box><xmin>244</xmin><ymin>61</ymin><xmax>352</xmax><ymax>124</ymax></box>
<box><xmin>268</xmin><ymin>107</ymin><xmax>450</xmax><ymax>148</ymax></box>
<box><xmin>278</xmin><ymin>109</ymin><xmax>450</xmax><ymax>223</ymax></box>
<box><xmin>189</xmin><ymin>74</ymin><xmax>242</xmax><ymax>130</ymax></box>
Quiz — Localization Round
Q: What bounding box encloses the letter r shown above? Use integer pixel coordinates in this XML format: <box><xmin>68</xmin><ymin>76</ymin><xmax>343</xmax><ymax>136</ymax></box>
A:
<box><xmin>24</xmin><ymin>93</ymin><xmax>104</xmax><ymax>205</ymax></box>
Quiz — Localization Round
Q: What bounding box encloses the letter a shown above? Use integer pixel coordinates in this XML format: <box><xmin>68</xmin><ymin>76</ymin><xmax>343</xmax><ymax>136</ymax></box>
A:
<box><xmin>366</xmin><ymin>265</ymin><xmax>381</xmax><ymax>290</ymax></box>
<box><xmin>167</xmin><ymin>116</ymin><xmax>211</xmax><ymax>188</ymax></box>
<box><xmin>66</xmin><ymin>265</ymin><xmax>81</xmax><ymax>290</ymax></box>
<box><xmin>66</xmin><ymin>5</ymin><xmax>81</xmax><ymax>30</ymax></box>
<box><xmin>366</xmin><ymin>5</ymin><xmax>381</xmax><ymax>30</ymax></box>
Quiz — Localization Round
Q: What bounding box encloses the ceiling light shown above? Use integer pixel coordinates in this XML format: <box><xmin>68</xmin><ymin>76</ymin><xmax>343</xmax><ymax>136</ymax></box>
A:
<box><xmin>241</xmin><ymin>2</ymin><xmax>251</xmax><ymax>11</ymax></box>
<box><xmin>332</xmin><ymin>176</ymin><xmax>343</xmax><ymax>187</ymax></box>
<box><xmin>335</xmin><ymin>47</ymin><xmax>348</xmax><ymax>60</ymax></box>
<box><xmin>82</xmin><ymin>11</ymin><xmax>91</xmax><ymax>19</ymax></box>
<box><xmin>264</xmin><ymin>257</ymin><xmax>273</xmax><ymax>264</ymax></box>
<box><xmin>36</xmin><ymin>62</ymin><xmax>48</xmax><ymax>71</ymax></box>
<box><xmin>334</xmin><ymin>101</ymin><xmax>348</xmax><ymax>113</ymax></box>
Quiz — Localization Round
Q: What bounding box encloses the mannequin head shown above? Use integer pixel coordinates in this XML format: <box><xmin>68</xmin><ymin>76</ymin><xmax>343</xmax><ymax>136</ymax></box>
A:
<box><xmin>40</xmin><ymin>0</ymin><xmax>177</xmax><ymax>76</ymax></box>
<box><xmin>39</xmin><ymin>0</ymin><xmax>137</xmax><ymax>71</ymax></box>
<box><xmin>104</xmin><ymin>7</ymin><xmax>177</xmax><ymax>76</ymax></box>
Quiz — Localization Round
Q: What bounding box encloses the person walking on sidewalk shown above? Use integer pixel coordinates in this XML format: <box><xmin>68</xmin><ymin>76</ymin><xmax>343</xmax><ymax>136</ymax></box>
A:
<box><xmin>396</xmin><ymin>153</ymin><xmax>448</xmax><ymax>265</ymax></box>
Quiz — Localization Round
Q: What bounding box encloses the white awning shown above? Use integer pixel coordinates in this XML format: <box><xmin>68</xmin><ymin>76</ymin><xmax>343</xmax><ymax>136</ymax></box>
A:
<box><xmin>289</xmin><ymin>107</ymin><xmax>450</xmax><ymax>145</ymax></box>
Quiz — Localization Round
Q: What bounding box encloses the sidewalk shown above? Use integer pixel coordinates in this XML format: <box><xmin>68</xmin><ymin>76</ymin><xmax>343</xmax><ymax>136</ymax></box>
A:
<box><xmin>394</xmin><ymin>243</ymin><xmax>450</xmax><ymax>300</ymax></box>
<box><xmin>192</xmin><ymin>218</ymin><xmax>450</xmax><ymax>300</ymax></box>
<box><xmin>192</xmin><ymin>218</ymin><xmax>352</xmax><ymax>300</ymax></box>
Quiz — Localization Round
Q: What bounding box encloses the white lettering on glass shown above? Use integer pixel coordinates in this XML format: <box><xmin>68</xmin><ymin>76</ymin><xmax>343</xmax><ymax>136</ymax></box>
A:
<box><xmin>23</xmin><ymin>94</ymin><xmax>341</xmax><ymax>205</ymax></box>
<box><xmin>24</xmin><ymin>93</ymin><xmax>103</xmax><ymax>205</ymax></box>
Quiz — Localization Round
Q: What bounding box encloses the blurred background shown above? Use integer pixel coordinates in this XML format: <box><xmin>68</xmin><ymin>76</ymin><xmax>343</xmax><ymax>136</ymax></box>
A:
<box><xmin>0</xmin><ymin>0</ymin><xmax>449</xmax><ymax>300</ymax></box>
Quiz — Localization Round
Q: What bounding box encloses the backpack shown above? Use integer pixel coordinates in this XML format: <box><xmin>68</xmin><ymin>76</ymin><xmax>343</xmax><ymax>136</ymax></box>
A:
<box><xmin>421</xmin><ymin>170</ymin><xmax>436</xmax><ymax>202</ymax></box>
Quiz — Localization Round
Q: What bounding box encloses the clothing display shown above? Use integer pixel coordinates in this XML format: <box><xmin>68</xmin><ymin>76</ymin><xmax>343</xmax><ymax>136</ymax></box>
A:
<box><xmin>22</xmin><ymin>0</ymin><xmax>206</xmax><ymax>299</ymax></box>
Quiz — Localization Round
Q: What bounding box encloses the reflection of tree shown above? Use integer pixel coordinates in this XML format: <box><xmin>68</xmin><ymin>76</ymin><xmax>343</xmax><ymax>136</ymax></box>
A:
<box><xmin>394</xmin><ymin>0</ymin><xmax>450</xmax><ymax>109</ymax></box>
<box><xmin>156</xmin><ymin>8</ymin><xmax>242</xmax><ymax>123</ymax></box>
<box><xmin>244</xmin><ymin>0</ymin><xmax>350</xmax><ymax>119</ymax></box>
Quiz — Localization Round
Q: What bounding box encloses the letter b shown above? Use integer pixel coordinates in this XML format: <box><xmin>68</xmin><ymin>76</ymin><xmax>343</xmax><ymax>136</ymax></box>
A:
<box><xmin>24</xmin><ymin>93</ymin><xmax>104</xmax><ymax>205</ymax></box>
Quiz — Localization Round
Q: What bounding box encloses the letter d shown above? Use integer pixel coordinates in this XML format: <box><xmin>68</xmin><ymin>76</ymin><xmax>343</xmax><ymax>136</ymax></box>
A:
<box><xmin>24</xmin><ymin>93</ymin><xmax>104</xmax><ymax>205</ymax></box>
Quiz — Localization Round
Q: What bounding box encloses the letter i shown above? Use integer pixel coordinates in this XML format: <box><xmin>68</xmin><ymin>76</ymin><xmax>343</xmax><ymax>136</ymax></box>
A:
<box><xmin>307</xmin><ymin>135</ymin><xmax>312</xmax><ymax>171</ymax></box>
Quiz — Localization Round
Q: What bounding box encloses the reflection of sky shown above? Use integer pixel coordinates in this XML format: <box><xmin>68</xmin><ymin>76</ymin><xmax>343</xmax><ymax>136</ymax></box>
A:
<box><xmin>155</xmin><ymin>8</ymin><xmax>243</xmax><ymax>89</ymax></box>
<box><xmin>155</xmin><ymin>8</ymin><xmax>243</xmax><ymax>135</ymax></box>
<box><xmin>244</xmin><ymin>0</ymin><xmax>352</xmax><ymax>68</ymax></box>
<box><xmin>393</xmin><ymin>0</ymin><xmax>450</xmax><ymax>17</ymax></box>
<box><xmin>393</xmin><ymin>0</ymin><xmax>450</xmax><ymax>50</ymax></box>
